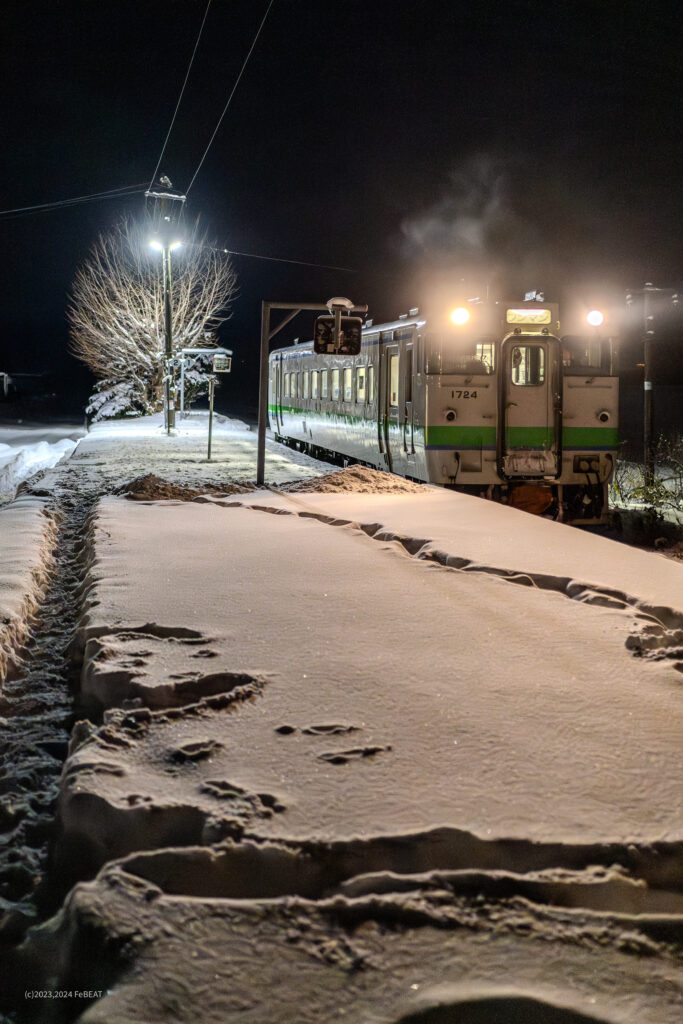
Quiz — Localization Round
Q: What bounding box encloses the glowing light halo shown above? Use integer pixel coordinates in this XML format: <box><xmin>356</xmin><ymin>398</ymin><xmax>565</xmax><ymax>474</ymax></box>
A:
<box><xmin>450</xmin><ymin>307</ymin><xmax>470</xmax><ymax>325</ymax></box>
<box><xmin>586</xmin><ymin>309</ymin><xmax>604</xmax><ymax>327</ymax></box>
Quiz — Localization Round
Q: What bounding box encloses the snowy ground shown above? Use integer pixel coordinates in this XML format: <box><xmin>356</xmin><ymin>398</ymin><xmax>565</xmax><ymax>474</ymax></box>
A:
<box><xmin>1</xmin><ymin>413</ymin><xmax>682</xmax><ymax>1023</ymax></box>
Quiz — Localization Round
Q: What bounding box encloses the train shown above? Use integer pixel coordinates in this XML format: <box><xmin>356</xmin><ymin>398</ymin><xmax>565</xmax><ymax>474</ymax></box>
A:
<box><xmin>268</xmin><ymin>297</ymin><xmax>619</xmax><ymax>524</ymax></box>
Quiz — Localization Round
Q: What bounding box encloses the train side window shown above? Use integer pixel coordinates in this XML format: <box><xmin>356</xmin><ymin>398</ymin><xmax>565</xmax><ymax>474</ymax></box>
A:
<box><xmin>321</xmin><ymin>370</ymin><xmax>329</xmax><ymax>398</ymax></box>
<box><xmin>311</xmin><ymin>370</ymin><xmax>319</xmax><ymax>398</ymax></box>
<box><xmin>332</xmin><ymin>369</ymin><xmax>340</xmax><ymax>400</ymax></box>
<box><xmin>343</xmin><ymin>367</ymin><xmax>352</xmax><ymax>401</ymax></box>
<box><xmin>405</xmin><ymin>349</ymin><xmax>413</xmax><ymax>402</ymax></box>
<box><xmin>368</xmin><ymin>365</ymin><xmax>375</xmax><ymax>402</ymax></box>
<box><xmin>283</xmin><ymin>373</ymin><xmax>289</xmax><ymax>398</ymax></box>
<box><xmin>389</xmin><ymin>355</ymin><xmax>399</xmax><ymax>407</ymax></box>
<box><xmin>302</xmin><ymin>371</ymin><xmax>309</xmax><ymax>399</ymax></box>
<box><xmin>291</xmin><ymin>373</ymin><xmax>298</xmax><ymax>399</ymax></box>
<box><xmin>511</xmin><ymin>346</ymin><xmax>545</xmax><ymax>386</ymax></box>
<box><xmin>356</xmin><ymin>366</ymin><xmax>366</xmax><ymax>403</ymax></box>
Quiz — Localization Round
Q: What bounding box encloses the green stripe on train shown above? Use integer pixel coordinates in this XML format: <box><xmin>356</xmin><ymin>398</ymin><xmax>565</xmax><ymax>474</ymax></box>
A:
<box><xmin>562</xmin><ymin>426</ymin><xmax>619</xmax><ymax>448</ymax></box>
<box><xmin>425</xmin><ymin>425</ymin><xmax>497</xmax><ymax>447</ymax></box>
<box><xmin>269</xmin><ymin>408</ymin><xmax>618</xmax><ymax>451</ymax></box>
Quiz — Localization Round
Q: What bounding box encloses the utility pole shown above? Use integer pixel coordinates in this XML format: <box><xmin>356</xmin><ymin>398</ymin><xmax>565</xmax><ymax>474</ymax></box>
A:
<box><xmin>256</xmin><ymin>298</ymin><xmax>367</xmax><ymax>486</ymax></box>
<box><xmin>626</xmin><ymin>283</ymin><xmax>678</xmax><ymax>486</ymax></box>
<box><xmin>145</xmin><ymin>178</ymin><xmax>186</xmax><ymax>435</ymax></box>
<box><xmin>162</xmin><ymin>243</ymin><xmax>175</xmax><ymax>432</ymax></box>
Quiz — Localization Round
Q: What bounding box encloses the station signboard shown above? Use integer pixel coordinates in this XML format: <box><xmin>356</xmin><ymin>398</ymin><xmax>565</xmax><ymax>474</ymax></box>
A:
<box><xmin>212</xmin><ymin>353</ymin><xmax>232</xmax><ymax>373</ymax></box>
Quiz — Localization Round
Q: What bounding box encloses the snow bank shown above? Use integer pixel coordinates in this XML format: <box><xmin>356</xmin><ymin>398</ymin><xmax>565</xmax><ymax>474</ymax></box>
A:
<box><xmin>0</xmin><ymin>496</ymin><xmax>56</xmax><ymax>681</ymax></box>
<box><xmin>0</xmin><ymin>437</ymin><xmax>77</xmax><ymax>502</ymax></box>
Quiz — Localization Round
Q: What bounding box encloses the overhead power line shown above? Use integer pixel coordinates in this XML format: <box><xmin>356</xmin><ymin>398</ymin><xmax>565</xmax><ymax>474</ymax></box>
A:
<box><xmin>148</xmin><ymin>0</ymin><xmax>213</xmax><ymax>191</ymax></box>
<box><xmin>0</xmin><ymin>183</ymin><xmax>148</xmax><ymax>221</ymax></box>
<box><xmin>220</xmin><ymin>247</ymin><xmax>355</xmax><ymax>273</ymax></box>
<box><xmin>186</xmin><ymin>0</ymin><xmax>275</xmax><ymax>195</ymax></box>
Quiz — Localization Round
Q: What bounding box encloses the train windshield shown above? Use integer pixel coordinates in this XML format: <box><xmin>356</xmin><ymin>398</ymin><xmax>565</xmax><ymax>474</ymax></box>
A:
<box><xmin>561</xmin><ymin>335</ymin><xmax>614</xmax><ymax>374</ymax></box>
<box><xmin>423</xmin><ymin>333</ymin><xmax>496</xmax><ymax>375</ymax></box>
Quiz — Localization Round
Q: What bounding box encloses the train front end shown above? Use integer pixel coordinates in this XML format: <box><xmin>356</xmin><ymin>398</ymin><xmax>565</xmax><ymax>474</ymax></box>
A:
<box><xmin>423</xmin><ymin>299</ymin><xmax>618</xmax><ymax>523</ymax></box>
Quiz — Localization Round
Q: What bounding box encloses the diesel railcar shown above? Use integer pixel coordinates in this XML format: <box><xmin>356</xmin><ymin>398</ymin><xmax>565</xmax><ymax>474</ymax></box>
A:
<box><xmin>268</xmin><ymin>298</ymin><xmax>618</xmax><ymax>524</ymax></box>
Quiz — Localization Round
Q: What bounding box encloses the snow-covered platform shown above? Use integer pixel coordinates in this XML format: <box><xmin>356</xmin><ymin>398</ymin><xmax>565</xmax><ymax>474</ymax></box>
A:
<box><xmin>6</xmin><ymin>418</ymin><xmax>682</xmax><ymax>1023</ymax></box>
<box><xmin>60</xmin><ymin>488</ymin><xmax>682</xmax><ymax>859</ymax></box>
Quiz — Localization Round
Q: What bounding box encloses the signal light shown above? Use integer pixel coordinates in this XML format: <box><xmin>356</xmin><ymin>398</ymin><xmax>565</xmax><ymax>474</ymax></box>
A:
<box><xmin>586</xmin><ymin>310</ymin><xmax>604</xmax><ymax>327</ymax></box>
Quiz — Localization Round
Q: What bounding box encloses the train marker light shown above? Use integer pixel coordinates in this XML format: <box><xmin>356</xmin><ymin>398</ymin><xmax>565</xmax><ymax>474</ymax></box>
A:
<box><xmin>586</xmin><ymin>310</ymin><xmax>604</xmax><ymax>327</ymax></box>
<box><xmin>450</xmin><ymin>307</ymin><xmax>470</xmax><ymax>325</ymax></box>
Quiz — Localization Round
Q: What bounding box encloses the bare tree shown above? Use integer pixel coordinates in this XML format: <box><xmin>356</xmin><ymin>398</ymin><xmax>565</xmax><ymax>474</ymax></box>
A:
<box><xmin>68</xmin><ymin>217</ymin><xmax>237</xmax><ymax>416</ymax></box>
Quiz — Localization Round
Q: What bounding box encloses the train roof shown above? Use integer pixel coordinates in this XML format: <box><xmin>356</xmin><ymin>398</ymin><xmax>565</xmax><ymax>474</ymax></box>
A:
<box><xmin>269</xmin><ymin>314</ymin><xmax>427</xmax><ymax>358</ymax></box>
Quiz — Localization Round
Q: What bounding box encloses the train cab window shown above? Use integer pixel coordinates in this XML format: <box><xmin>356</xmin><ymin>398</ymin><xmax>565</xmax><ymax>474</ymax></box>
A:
<box><xmin>311</xmin><ymin>371</ymin><xmax>319</xmax><ymax>398</ymax></box>
<box><xmin>332</xmin><ymin>369</ymin><xmax>340</xmax><ymax>401</ymax></box>
<box><xmin>343</xmin><ymin>367</ymin><xmax>352</xmax><ymax>401</ymax></box>
<box><xmin>302</xmin><ymin>372</ymin><xmax>309</xmax><ymax>399</ymax></box>
<box><xmin>321</xmin><ymin>370</ymin><xmax>329</xmax><ymax>398</ymax></box>
<box><xmin>424</xmin><ymin>333</ymin><xmax>492</xmax><ymax>375</ymax></box>
<box><xmin>561</xmin><ymin>335</ymin><xmax>613</xmax><ymax>374</ymax></box>
<box><xmin>368</xmin><ymin>365</ymin><xmax>375</xmax><ymax>402</ymax></box>
<box><xmin>389</xmin><ymin>355</ymin><xmax>399</xmax><ymax>407</ymax></box>
<box><xmin>356</xmin><ymin>366</ymin><xmax>366</xmax><ymax>403</ymax></box>
<box><xmin>511</xmin><ymin>345</ymin><xmax>545</xmax><ymax>386</ymax></box>
<box><xmin>476</xmin><ymin>340</ymin><xmax>496</xmax><ymax>372</ymax></box>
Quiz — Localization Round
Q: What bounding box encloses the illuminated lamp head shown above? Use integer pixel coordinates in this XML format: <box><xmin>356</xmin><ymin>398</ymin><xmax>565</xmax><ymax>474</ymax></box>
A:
<box><xmin>586</xmin><ymin>310</ymin><xmax>604</xmax><ymax>327</ymax></box>
<box><xmin>450</xmin><ymin>307</ymin><xmax>470</xmax><ymax>326</ymax></box>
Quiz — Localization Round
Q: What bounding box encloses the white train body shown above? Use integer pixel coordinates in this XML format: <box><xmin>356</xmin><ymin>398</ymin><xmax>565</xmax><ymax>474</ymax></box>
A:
<box><xmin>268</xmin><ymin>299</ymin><xmax>618</xmax><ymax>524</ymax></box>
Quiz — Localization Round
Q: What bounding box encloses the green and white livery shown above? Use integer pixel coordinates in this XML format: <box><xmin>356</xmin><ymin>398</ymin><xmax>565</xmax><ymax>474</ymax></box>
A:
<box><xmin>268</xmin><ymin>298</ymin><xmax>618</xmax><ymax>524</ymax></box>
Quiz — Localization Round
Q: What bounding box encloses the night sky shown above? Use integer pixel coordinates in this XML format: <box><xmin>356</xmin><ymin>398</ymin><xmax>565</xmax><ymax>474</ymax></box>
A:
<box><xmin>1</xmin><ymin>0</ymin><xmax>682</xmax><ymax>416</ymax></box>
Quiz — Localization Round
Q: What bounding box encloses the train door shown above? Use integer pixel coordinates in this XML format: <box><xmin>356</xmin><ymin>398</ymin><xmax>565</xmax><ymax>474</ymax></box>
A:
<box><xmin>403</xmin><ymin>341</ymin><xmax>416</xmax><ymax>466</ymax></box>
<box><xmin>381</xmin><ymin>343</ymin><xmax>401</xmax><ymax>473</ymax></box>
<box><xmin>499</xmin><ymin>335</ymin><xmax>561</xmax><ymax>478</ymax></box>
<box><xmin>272</xmin><ymin>354</ymin><xmax>283</xmax><ymax>434</ymax></box>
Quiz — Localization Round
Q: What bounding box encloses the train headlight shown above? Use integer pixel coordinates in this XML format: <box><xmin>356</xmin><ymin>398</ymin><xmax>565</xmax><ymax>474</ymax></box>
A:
<box><xmin>450</xmin><ymin>307</ymin><xmax>470</xmax><ymax>325</ymax></box>
<box><xmin>586</xmin><ymin>310</ymin><xmax>604</xmax><ymax>327</ymax></box>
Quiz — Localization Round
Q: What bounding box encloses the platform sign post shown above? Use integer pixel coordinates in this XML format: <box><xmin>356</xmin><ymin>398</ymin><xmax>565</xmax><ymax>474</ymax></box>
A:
<box><xmin>207</xmin><ymin>377</ymin><xmax>215</xmax><ymax>461</ymax></box>
<box><xmin>257</xmin><ymin>297</ymin><xmax>368</xmax><ymax>486</ymax></box>
<box><xmin>206</xmin><ymin>353</ymin><xmax>231</xmax><ymax>462</ymax></box>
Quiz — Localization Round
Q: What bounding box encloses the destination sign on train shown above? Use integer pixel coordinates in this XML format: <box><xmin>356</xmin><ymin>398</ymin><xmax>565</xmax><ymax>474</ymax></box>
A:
<box><xmin>506</xmin><ymin>308</ymin><xmax>552</xmax><ymax>324</ymax></box>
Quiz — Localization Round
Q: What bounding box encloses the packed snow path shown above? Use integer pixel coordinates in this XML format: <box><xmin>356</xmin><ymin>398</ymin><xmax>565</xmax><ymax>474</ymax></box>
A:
<box><xmin>1</xmin><ymin>414</ymin><xmax>681</xmax><ymax>1023</ymax></box>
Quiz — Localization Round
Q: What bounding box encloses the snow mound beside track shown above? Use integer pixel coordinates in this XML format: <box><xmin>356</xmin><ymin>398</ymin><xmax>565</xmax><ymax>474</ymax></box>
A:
<box><xmin>281</xmin><ymin>464</ymin><xmax>426</xmax><ymax>493</ymax></box>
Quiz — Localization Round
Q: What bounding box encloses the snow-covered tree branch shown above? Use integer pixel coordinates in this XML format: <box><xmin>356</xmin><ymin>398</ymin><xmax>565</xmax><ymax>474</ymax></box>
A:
<box><xmin>68</xmin><ymin>217</ymin><xmax>237</xmax><ymax>418</ymax></box>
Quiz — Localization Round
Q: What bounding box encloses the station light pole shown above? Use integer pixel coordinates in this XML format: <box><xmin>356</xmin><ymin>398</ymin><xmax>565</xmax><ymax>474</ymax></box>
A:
<box><xmin>145</xmin><ymin>179</ymin><xmax>186</xmax><ymax>434</ymax></box>
<box><xmin>150</xmin><ymin>239</ymin><xmax>182</xmax><ymax>432</ymax></box>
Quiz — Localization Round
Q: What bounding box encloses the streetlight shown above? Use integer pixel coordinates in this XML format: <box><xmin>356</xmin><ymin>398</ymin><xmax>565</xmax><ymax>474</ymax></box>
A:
<box><xmin>150</xmin><ymin>237</ymin><xmax>182</xmax><ymax>432</ymax></box>
<box><xmin>145</xmin><ymin>177</ymin><xmax>186</xmax><ymax>434</ymax></box>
